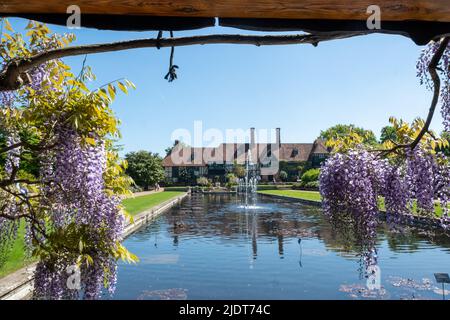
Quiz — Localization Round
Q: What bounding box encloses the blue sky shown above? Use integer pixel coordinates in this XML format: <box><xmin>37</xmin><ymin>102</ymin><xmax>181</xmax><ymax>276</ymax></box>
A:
<box><xmin>9</xmin><ymin>18</ymin><xmax>443</xmax><ymax>156</ymax></box>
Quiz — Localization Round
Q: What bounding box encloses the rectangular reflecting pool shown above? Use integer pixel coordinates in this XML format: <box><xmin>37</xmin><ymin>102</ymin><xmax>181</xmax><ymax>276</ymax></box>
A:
<box><xmin>109</xmin><ymin>194</ymin><xmax>450</xmax><ymax>300</ymax></box>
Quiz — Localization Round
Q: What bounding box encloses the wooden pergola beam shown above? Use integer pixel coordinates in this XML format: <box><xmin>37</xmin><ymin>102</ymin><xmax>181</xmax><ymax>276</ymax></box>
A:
<box><xmin>1</xmin><ymin>0</ymin><xmax>450</xmax><ymax>22</ymax></box>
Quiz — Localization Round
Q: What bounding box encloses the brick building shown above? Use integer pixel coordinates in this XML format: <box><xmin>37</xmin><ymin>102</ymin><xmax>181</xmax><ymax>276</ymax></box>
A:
<box><xmin>162</xmin><ymin>128</ymin><xmax>329</xmax><ymax>183</ymax></box>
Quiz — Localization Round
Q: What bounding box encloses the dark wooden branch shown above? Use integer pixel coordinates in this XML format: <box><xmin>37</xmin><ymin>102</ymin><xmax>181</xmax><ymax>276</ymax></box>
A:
<box><xmin>0</xmin><ymin>139</ymin><xmax>57</xmax><ymax>156</ymax></box>
<box><xmin>375</xmin><ymin>36</ymin><xmax>449</xmax><ymax>157</ymax></box>
<box><xmin>0</xmin><ymin>31</ymin><xmax>368</xmax><ymax>91</ymax></box>
<box><xmin>0</xmin><ymin>185</ymin><xmax>48</xmax><ymax>238</ymax></box>
<box><xmin>0</xmin><ymin>142</ymin><xmax>23</xmax><ymax>154</ymax></box>
<box><xmin>410</xmin><ymin>37</ymin><xmax>450</xmax><ymax>150</ymax></box>
<box><xmin>0</xmin><ymin>179</ymin><xmax>39</xmax><ymax>188</ymax></box>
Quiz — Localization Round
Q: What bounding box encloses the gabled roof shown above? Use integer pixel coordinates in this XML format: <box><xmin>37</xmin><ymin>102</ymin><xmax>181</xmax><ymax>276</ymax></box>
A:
<box><xmin>162</xmin><ymin>145</ymin><xmax>207</xmax><ymax>167</ymax></box>
<box><xmin>162</xmin><ymin>139</ymin><xmax>329</xmax><ymax>167</ymax></box>
<box><xmin>310</xmin><ymin>139</ymin><xmax>329</xmax><ymax>154</ymax></box>
<box><xmin>279</xmin><ymin>143</ymin><xmax>314</xmax><ymax>162</ymax></box>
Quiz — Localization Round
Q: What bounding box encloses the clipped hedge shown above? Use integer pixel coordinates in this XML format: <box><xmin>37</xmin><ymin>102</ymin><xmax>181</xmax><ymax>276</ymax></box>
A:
<box><xmin>163</xmin><ymin>186</ymin><xmax>190</xmax><ymax>192</ymax></box>
<box><xmin>292</xmin><ymin>181</ymin><xmax>319</xmax><ymax>191</ymax></box>
<box><xmin>257</xmin><ymin>184</ymin><xmax>293</xmax><ymax>190</ymax></box>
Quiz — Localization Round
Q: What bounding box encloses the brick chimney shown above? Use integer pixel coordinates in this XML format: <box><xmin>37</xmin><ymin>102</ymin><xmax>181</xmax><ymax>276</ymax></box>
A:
<box><xmin>250</xmin><ymin>127</ymin><xmax>255</xmax><ymax>146</ymax></box>
<box><xmin>276</xmin><ymin>128</ymin><xmax>281</xmax><ymax>147</ymax></box>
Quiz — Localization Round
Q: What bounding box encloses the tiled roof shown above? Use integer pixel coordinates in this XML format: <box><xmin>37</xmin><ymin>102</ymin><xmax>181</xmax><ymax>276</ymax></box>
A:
<box><xmin>162</xmin><ymin>139</ymin><xmax>329</xmax><ymax>167</ymax></box>
<box><xmin>310</xmin><ymin>139</ymin><xmax>329</xmax><ymax>154</ymax></box>
<box><xmin>279</xmin><ymin>143</ymin><xmax>313</xmax><ymax>162</ymax></box>
<box><xmin>162</xmin><ymin>145</ymin><xmax>207</xmax><ymax>167</ymax></box>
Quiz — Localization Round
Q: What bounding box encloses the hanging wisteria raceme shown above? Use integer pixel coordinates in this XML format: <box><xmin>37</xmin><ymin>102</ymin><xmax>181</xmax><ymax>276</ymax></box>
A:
<box><xmin>0</xmin><ymin>213</ymin><xmax>19</xmax><ymax>268</ymax></box>
<box><xmin>380</xmin><ymin>164</ymin><xmax>412</xmax><ymax>227</ymax></box>
<box><xmin>319</xmin><ymin>40</ymin><xmax>450</xmax><ymax>263</ymax></box>
<box><xmin>406</xmin><ymin>147</ymin><xmax>436</xmax><ymax>216</ymax></box>
<box><xmin>434</xmin><ymin>153</ymin><xmax>450</xmax><ymax>224</ymax></box>
<box><xmin>4</xmin><ymin>131</ymin><xmax>21</xmax><ymax>175</ymax></box>
<box><xmin>319</xmin><ymin>149</ymin><xmax>385</xmax><ymax>271</ymax></box>
<box><xmin>417</xmin><ymin>40</ymin><xmax>450</xmax><ymax>132</ymax></box>
<box><xmin>0</xmin><ymin>63</ymin><xmax>51</xmax><ymax>108</ymax></box>
<box><xmin>320</xmin><ymin>146</ymin><xmax>450</xmax><ymax>242</ymax></box>
<box><xmin>319</xmin><ymin>150</ymin><xmax>386</xmax><ymax>237</ymax></box>
<box><xmin>321</xmin><ymin>147</ymin><xmax>450</xmax><ymax>222</ymax></box>
<box><xmin>34</xmin><ymin>125</ymin><xmax>124</xmax><ymax>300</ymax></box>
<box><xmin>0</xmin><ymin>132</ymin><xmax>21</xmax><ymax>267</ymax></box>
<box><xmin>0</xmin><ymin>22</ymin><xmax>136</xmax><ymax>300</ymax></box>
<box><xmin>0</xmin><ymin>62</ymin><xmax>14</xmax><ymax>107</ymax></box>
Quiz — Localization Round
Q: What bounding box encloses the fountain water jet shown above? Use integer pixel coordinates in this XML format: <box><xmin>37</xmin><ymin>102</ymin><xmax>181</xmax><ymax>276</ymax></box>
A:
<box><xmin>237</xmin><ymin>150</ymin><xmax>260</xmax><ymax>209</ymax></box>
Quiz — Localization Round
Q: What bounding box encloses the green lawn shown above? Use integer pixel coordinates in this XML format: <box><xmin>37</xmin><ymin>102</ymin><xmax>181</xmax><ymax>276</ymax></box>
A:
<box><xmin>259</xmin><ymin>189</ymin><xmax>446</xmax><ymax>218</ymax></box>
<box><xmin>258</xmin><ymin>189</ymin><xmax>322</xmax><ymax>202</ymax></box>
<box><xmin>0</xmin><ymin>191</ymin><xmax>185</xmax><ymax>279</ymax></box>
<box><xmin>377</xmin><ymin>197</ymin><xmax>445</xmax><ymax>218</ymax></box>
<box><xmin>122</xmin><ymin>191</ymin><xmax>185</xmax><ymax>216</ymax></box>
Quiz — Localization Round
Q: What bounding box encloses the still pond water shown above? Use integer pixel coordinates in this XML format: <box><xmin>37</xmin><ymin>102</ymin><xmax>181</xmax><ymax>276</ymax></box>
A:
<box><xmin>109</xmin><ymin>194</ymin><xmax>450</xmax><ymax>300</ymax></box>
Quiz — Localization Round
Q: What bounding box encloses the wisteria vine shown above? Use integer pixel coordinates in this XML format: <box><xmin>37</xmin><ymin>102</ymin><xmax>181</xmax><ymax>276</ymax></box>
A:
<box><xmin>319</xmin><ymin>38</ymin><xmax>450</xmax><ymax>278</ymax></box>
<box><xmin>34</xmin><ymin>126</ymin><xmax>124</xmax><ymax>299</ymax></box>
<box><xmin>0</xmin><ymin>131</ymin><xmax>21</xmax><ymax>266</ymax></box>
<box><xmin>417</xmin><ymin>41</ymin><xmax>450</xmax><ymax>132</ymax></box>
<box><xmin>1</xmin><ymin>21</ymin><xmax>134</xmax><ymax>300</ymax></box>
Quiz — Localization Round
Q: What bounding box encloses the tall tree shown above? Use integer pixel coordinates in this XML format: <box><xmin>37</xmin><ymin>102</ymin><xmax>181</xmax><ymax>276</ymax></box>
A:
<box><xmin>125</xmin><ymin>151</ymin><xmax>165</xmax><ymax>190</ymax></box>
<box><xmin>439</xmin><ymin>131</ymin><xmax>450</xmax><ymax>156</ymax></box>
<box><xmin>319</xmin><ymin>124</ymin><xmax>378</xmax><ymax>146</ymax></box>
<box><xmin>380</xmin><ymin>126</ymin><xmax>398</xmax><ymax>143</ymax></box>
<box><xmin>233</xmin><ymin>162</ymin><xmax>246</xmax><ymax>178</ymax></box>
<box><xmin>165</xmin><ymin>140</ymin><xmax>189</xmax><ymax>156</ymax></box>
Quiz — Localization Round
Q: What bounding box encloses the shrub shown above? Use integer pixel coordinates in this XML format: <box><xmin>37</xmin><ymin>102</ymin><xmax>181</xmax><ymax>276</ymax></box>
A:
<box><xmin>301</xmin><ymin>168</ymin><xmax>320</xmax><ymax>184</ymax></box>
<box><xmin>233</xmin><ymin>164</ymin><xmax>245</xmax><ymax>178</ymax></box>
<box><xmin>279</xmin><ymin>170</ymin><xmax>288</xmax><ymax>181</ymax></box>
<box><xmin>226</xmin><ymin>173</ymin><xmax>238</xmax><ymax>185</ymax></box>
<box><xmin>196</xmin><ymin>176</ymin><xmax>210</xmax><ymax>187</ymax></box>
<box><xmin>305</xmin><ymin>181</ymin><xmax>319</xmax><ymax>189</ymax></box>
<box><xmin>292</xmin><ymin>181</ymin><xmax>319</xmax><ymax>190</ymax></box>
<box><xmin>130</xmin><ymin>185</ymin><xmax>143</xmax><ymax>193</ymax></box>
<box><xmin>164</xmin><ymin>186</ymin><xmax>189</xmax><ymax>192</ymax></box>
<box><xmin>257</xmin><ymin>184</ymin><xmax>293</xmax><ymax>190</ymax></box>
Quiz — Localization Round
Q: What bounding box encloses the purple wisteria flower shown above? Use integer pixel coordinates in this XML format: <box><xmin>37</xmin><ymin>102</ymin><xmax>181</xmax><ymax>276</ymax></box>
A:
<box><xmin>34</xmin><ymin>126</ymin><xmax>124</xmax><ymax>300</ymax></box>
